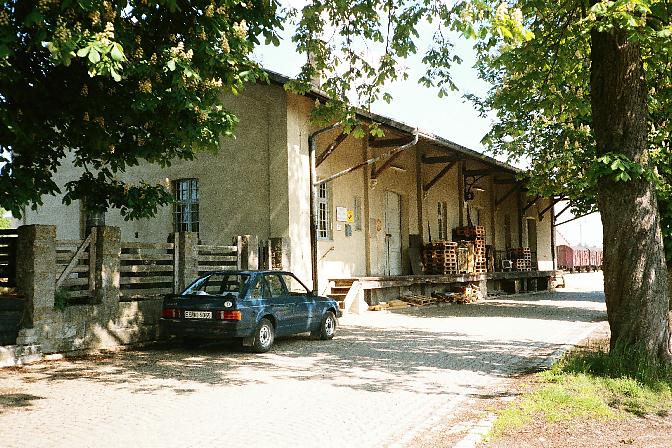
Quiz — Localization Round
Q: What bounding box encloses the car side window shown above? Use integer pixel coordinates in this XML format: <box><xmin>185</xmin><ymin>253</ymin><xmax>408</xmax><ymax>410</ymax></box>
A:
<box><xmin>266</xmin><ymin>274</ymin><xmax>287</xmax><ymax>298</ymax></box>
<box><xmin>250</xmin><ymin>277</ymin><xmax>268</xmax><ymax>299</ymax></box>
<box><xmin>280</xmin><ymin>274</ymin><xmax>309</xmax><ymax>295</ymax></box>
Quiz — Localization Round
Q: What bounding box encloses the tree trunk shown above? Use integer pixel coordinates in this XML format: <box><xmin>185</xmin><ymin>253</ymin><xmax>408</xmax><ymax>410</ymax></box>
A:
<box><xmin>591</xmin><ymin>28</ymin><xmax>672</xmax><ymax>361</ymax></box>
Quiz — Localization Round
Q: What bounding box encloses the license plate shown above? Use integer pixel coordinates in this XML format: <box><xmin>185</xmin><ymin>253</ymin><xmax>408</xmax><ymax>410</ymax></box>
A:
<box><xmin>184</xmin><ymin>311</ymin><xmax>212</xmax><ymax>319</ymax></box>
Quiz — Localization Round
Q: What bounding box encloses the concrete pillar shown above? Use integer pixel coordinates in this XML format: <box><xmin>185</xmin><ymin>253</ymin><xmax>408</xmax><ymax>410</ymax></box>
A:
<box><xmin>94</xmin><ymin>226</ymin><xmax>120</xmax><ymax>306</ymax></box>
<box><xmin>237</xmin><ymin>235</ymin><xmax>259</xmax><ymax>270</ymax></box>
<box><xmin>17</xmin><ymin>225</ymin><xmax>56</xmax><ymax>326</ymax></box>
<box><xmin>177</xmin><ymin>232</ymin><xmax>199</xmax><ymax>291</ymax></box>
<box><xmin>270</xmin><ymin>237</ymin><xmax>291</xmax><ymax>270</ymax></box>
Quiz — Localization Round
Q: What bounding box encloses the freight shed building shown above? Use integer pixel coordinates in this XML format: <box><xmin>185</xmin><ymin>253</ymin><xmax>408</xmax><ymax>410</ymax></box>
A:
<box><xmin>22</xmin><ymin>71</ymin><xmax>561</xmax><ymax>310</ymax></box>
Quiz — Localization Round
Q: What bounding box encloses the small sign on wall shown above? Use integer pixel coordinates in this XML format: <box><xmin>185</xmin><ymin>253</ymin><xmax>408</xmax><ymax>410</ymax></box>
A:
<box><xmin>336</xmin><ymin>206</ymin><xmax>352</xmax><ymax>222</ymax></box>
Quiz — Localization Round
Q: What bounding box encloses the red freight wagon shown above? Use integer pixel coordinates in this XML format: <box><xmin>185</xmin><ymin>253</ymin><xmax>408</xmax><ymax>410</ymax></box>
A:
<box><xmin>556</xmin><ymin>245</ymin><xmax>574</xmax><ymax>270</ymax></box>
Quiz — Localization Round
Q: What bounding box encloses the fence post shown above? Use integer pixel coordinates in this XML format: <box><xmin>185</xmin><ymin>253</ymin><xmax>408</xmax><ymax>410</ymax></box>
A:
<box><xmin>237</xmin><ymin>235</ymin><xmax>258</xmax><ymax>270</ymax></box>
<box><xmin>16</xmin><ymin>225</ymin><xmax>56</xmax><ymax>327</ymax></box>
<box><xmin>270</xmin><ymin>237</ymin><xmax>291</xmax><ymax>270</ymax></box>
<box><xmin>93</xmin><ymin>226</ymin><xmax>120</xmax><ymax>306</ymax></box>
<box><xmin>177</xmin><ymin>232</ymin><xmax>199</xmax><ymax>291</ymax></box>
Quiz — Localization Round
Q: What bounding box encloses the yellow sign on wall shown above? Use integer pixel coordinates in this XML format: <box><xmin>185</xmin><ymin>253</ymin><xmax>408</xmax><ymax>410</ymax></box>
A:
<box><xmin>346</xmin><ymin>210</ymin><xmax>354</xmax><ymax>223</ymax></box>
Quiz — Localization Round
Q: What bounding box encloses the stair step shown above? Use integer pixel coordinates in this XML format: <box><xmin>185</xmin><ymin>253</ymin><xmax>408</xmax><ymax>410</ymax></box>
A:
<box><xmin>330</xmin><ymin>287</ymin><xmax>351</xmax><ymax>294</ymax></box>
<box><xmin>331</xmin><ymin>279</ymin><xmax>356</xmax><ymax>287</ymax></box>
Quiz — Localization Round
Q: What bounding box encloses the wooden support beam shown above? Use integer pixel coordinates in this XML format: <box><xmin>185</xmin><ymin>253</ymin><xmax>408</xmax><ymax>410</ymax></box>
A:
<box><xmin>371</xmin><ymin>150</ymin><xmax>404</xmax><ymax>179</ymax></box>
<box><xmin>554</xmin><ymin>203</ymin><xmax>571</xmax><ymax>220</ymax></box>
<box><xmin>494</xmin><ymin>178</ymin><xmax>518</xmax><ymax>185</ymax></box>
<box><xmin>316</xmin><ymin>131</ymin><xmax>348</xmax><ymax>167</ymax></box>
<box><xmin>368</xmin><ymin>136</ymin><xmax>414</xmax><ymax>148</ymax></box>
<box><xmin>421</xmin><ymin>154</ymin><xmax>462</xmax><ymax>164</ymax></box>
<box><xmin>422</xmin><ymin>161</ymin><xmax>457</xmax><ymax>193</ymax></box>
<box><xmin>554</xmin><ymin>212</ymin><xmax>597</xmax><ymax>227</ymax></box>
<box><xmin>464</xmin><ymin>169</ymin><xmax>496</xmax><ymax>177</ymax></box>
<box><xmin>495</xmin><ymin>184</ymin><xmax>520</xmax><ymax>208</ymax></box>
<box><xmin>538</xmin><ymin>197</ymin><xmax>563</xmax><ymax>221</ymax></box>
<box><xmin>523</xmin><ymin>195</ymin><xmax>540</xmax><ymax>212</ymax></box>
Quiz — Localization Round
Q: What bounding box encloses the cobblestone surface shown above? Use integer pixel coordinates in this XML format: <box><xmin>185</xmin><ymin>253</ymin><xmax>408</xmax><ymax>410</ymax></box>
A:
<box><xmin>0</xmin><ymin>273</ymin><xmax>606</xmax><ymax>448</ymax></box>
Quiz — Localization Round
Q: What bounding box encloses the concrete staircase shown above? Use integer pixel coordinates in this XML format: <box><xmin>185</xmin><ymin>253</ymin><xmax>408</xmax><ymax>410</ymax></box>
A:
<box><xmin>329</xmin><ymin>279</ymin><xmax>356</xmax><ymax>310</ymax></box>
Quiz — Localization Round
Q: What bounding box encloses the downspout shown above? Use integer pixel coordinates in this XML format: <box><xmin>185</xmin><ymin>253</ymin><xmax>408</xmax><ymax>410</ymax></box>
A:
<box><xmin>308</xmin><ymin>122</ymin><xmax>343</xmax><ymax>294</ymax></box>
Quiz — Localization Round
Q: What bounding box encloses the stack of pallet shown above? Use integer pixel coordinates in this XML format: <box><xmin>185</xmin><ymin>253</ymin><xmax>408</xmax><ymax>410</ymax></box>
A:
<box><xmin>509</xmin><ymin>247</ymin><xmax>532</xmax><ymax>271</ymax></box>
<box><xmin>453</xmin><ymin>226</ymin><xmax>487</xmax><ymax>274</ymax></box>
<box><xmin>422</xmin><ymin>241</ymin><xmax>458</xmax><ymax>275</ymax></box>
<box><xmin>452</xmin><ymin>225</ymin><xmax>486</xmax><ymax>241</ymax></box>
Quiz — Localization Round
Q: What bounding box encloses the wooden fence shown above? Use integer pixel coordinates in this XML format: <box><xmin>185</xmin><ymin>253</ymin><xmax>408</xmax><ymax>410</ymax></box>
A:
<box><xmin>197</xmin><ymin>244</ymin><xmax>239</xmax><ymax>276</ymax></box>
<box><xmin>0</xmin><ymin>229</ymin><xmax>17</xmax><ymax>288</ymax></box>
<box><xmin>120</xmin><ymin>242</ymin><xmax>176</xmax><ymax>301</ymax></box>
<box><xmin>55</xmin><ymin>236</ymin><xmax>94</xmax><ymax>299</ymax></box>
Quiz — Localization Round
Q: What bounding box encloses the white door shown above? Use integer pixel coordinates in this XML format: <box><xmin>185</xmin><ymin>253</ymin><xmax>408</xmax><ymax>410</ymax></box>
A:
<box><xmin>384</xmin><ymin>191</ymin><xmax>402</xmax><ymax>276</ymax></box>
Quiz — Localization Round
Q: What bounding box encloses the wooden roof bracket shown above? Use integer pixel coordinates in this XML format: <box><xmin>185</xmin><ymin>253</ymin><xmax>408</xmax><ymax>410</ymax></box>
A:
<box><xmin>371</xmin><ymin>150</ymin><xmax>404</xmax><ymax>179</ymax></box>
<box><xmin>538</xmin><ymin>197</ymin><xmax>564</xmax><ymax>221</ymax></box>
<box><xmin>495</xmin><ymin>183</ymin><xmax>521</xmax><ymax>209</ymax></box>
<box><xmin>523</xmin><ymin>195</ymin><xmax>540</xmax><ymax>212</ymax></box>
<box><xmin>316</xmin><ymin>131</ymin><xmax>348</xmax><ymax>167</ymax></box>
<box><xmin>422</xmin><ymin>161</ymin><xmax>457</xmax><ymax>195</ymax></box>
<box><xmin>554</xmin><ymin>203</ymin><xmax>571</xmax><ymax>221</ymax></box>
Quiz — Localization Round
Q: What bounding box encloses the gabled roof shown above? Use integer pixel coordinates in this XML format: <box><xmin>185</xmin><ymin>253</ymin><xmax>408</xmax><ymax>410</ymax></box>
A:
<box><xmin>264</xmin><ymin>69</ymin><xmax>521</xmax><ymax>176</ymax></box>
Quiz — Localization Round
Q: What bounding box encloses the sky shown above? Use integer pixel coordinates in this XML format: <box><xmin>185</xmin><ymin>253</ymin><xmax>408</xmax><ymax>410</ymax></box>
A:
<box><xmin>252</xmin><ymin>6</ymin><xmax>603</xmax><ymax>248</ymax></box>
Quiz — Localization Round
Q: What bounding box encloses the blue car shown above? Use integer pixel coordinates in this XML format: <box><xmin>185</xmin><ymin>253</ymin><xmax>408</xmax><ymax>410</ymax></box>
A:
<box><xmin>160</xmin><ymin>270</ymin><xmax>341</xmax><ymax>352</ymax></box>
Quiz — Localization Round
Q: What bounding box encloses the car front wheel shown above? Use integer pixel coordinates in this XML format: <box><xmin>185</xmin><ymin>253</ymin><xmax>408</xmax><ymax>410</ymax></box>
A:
<box><xmin>318</xmin><ymin>311</ymin><xmax>336</xmax><ymax>340</ymax></box>
<box><xmin>252</xmin><ymin>318</ymin><xmax>274</xmax><ymax>353</ymax></box>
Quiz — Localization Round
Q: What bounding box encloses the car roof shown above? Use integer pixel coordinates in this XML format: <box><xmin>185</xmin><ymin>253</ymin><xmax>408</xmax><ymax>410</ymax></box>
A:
<box><xmin>200</xmin><ymin>270</ymin><xmax>294</xmax><ymax>276</ymax></box>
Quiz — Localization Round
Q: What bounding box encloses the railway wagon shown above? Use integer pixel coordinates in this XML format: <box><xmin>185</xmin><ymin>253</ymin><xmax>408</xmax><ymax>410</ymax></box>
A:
<box><xmin>556</xmin><ymin>245</ymin><xmax>603</xmax><ymax>272</ymax></box>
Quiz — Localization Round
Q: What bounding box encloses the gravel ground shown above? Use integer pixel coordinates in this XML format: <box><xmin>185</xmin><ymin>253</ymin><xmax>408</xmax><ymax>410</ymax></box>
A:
<box><xmin>0</xmin><ymin>273</ymin><xmax>606</xmax><ymax>448</ymax></box>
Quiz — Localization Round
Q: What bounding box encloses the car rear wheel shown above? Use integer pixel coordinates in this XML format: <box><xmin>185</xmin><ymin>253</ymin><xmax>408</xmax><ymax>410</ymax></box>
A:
<box><xmin>318</xmin><ymin>311</ymin><xmax>336</xmax><ymax>340</ymax></box>
<box><xmin>252</xmin><ymin>318</ymin><xmax>274</xmax><ymax>353</ymax></box>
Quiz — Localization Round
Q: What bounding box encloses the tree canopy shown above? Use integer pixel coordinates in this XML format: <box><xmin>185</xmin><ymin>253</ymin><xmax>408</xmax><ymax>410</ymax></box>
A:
<box><xmin>0</xmin><ymin>0</ymin><xmax>281</xmax><ymax>219</ymax></box>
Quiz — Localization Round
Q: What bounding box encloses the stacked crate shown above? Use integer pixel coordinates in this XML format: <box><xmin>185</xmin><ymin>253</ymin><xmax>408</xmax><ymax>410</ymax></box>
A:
<box><xmin>509</xmin><ymin>247</ymin><xmax>532</xmax><ymax>271</ymax></box>
<box><xmin>422</xmin><ymin>241</ymin><xmax>458</xmax><ymax>275</ymax></box>
<box><xmin>452</xmin><ymin>225</ymin><xmax>486</xmax><ymax>241</ymax></box>
<box><xmin>453</xmin><ymin>226</ymin><xmax>487</xmax><ymax>274</ymax></box>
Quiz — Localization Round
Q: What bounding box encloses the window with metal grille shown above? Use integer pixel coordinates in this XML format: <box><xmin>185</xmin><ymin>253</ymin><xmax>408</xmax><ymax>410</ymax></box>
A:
<box><xmin>317</xmin><ymin>183</ymin><xmax>331</xmax><ymax>240</ymax></box>
<box><xmin>173</xmin><ymin>178</ymin><xmax>199</xmax><ymax>233</ymax></box>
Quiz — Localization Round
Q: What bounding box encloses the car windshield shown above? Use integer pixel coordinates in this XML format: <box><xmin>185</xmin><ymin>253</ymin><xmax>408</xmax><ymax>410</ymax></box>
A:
<box><xmin>181</xmin><ymin>273</ymin><xmax>250</xmax><ymax>296</ymax></box>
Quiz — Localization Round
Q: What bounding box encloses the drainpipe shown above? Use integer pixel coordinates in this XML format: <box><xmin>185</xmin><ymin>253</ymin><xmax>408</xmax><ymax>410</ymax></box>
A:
<box><xmin>308</xmin><ymin>122</ymin><xmax>343</xmax><ymax>294</ymax></box>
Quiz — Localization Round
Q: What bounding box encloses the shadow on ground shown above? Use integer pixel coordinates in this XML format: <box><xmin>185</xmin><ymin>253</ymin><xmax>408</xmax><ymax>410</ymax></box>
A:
<box><xmin>0</xmin><ymin>289</ymin><xmax>607</xmax><ymax>400</ymax></box>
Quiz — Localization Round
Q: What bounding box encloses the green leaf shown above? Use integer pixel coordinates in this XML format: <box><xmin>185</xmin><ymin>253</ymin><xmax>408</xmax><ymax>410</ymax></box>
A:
<box><xmin>77</xmin><ymin>46</ymin><xmax>91</xmax><ymax>57</ymax></box>
<box><xmin>166</xmin><ymin>59</ymin><xmax>176</xmax><ymax>71</ymax></box>
<box><xmin>110</xmin><ymin>44</ymin><xmax>124</xmax><ymax>62</ymax></box>
<box><xmin>88</xmin><ymin>48</ymin><xmax>100</xmax><ymax>64</ymax></box>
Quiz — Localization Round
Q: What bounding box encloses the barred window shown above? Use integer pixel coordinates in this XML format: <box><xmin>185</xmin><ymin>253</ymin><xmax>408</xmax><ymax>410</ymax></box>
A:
<box><xmin>317</xmin><ymin>183</ymin><xmax>331</xmax><ymax>240</ymax></box>
<box><xmin>173</xmin><ymin>179</ymin><xmax>199</xmax><ymax>233</ymax></box>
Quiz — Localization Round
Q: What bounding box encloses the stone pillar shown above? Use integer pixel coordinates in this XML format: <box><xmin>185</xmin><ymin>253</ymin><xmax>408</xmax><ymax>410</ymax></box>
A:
<box><xmin>177</xmin><ymin>232</ymin><xmax>199</xmax><ymax>291</ymax></box>
<box><xmin>17</xmin><ymin>225</ymin><xmax>56</xmax><ymax>327</ymax></box>
<box><xmin>270</xmin><ymin>237</ymin><xmax>291</xmax><ymax>270</ymax></box>
<box><xmin>94</xmin><ymin>226</ymin><xmax>120</xmax><ymax>306</ymax></box>
<box><xmin>237</xmin><ymin>235</ymin><xmax>259</xmax><ymax>270</ymax></box>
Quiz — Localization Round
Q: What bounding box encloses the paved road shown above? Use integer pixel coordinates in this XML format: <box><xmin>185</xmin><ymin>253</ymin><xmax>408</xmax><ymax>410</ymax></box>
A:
<box><xmin>0</xmin><ymin>273</ymin><xmax>606</xmax><ymax>448</ymax></box>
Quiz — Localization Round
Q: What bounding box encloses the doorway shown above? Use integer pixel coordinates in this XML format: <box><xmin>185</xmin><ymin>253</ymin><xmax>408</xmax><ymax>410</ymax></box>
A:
<box><xmin>385</xmin><ymin>191</ymin><xmax>402</xmax><ymax>276</ymax></box>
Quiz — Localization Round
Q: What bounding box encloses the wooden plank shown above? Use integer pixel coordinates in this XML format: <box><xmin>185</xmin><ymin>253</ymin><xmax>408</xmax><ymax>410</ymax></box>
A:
<box><xmin>0</xmin><ymin>229</ymin><xmax>18</xmax><ymax>235</ymax></box>
<box><xmin>196</xmin><ymin>265</ymin><xmax>237</xmax><ymax>271</ymax></box>
<box><xmin>121</xmin><ymin>264</ymin><xmax>174</xmax><ymax>273</ymax></box>
<box><xmin>120</xmin><ymin>287</ymin><xmax>172</xmax><ymax>298</ymax></box>
<box><xmin>121</xmin><ymin>242</ymin><xmax>174</xmax><ymax>250</ymax></box>
<box><xmin>197</xmin><ymin>245</ymin><xmax>237</xmax><ymax>253</ymax></box>
<box><xmin>371</xmin><ymin>151</ymin><xmax>404</xmax><ymax>179</ymax></box>
<box><xmin>316</xmin><ymin>131</ymin><xmax>348</xmax><ymax>167</ymax></box>
<box><xmin>495</xmin><ymin>184</ymin><xmax>521</xmax><ymax>208</ymax></box>
<box><xmin>197</xmin><ymin>255</ymin><xmax>238</xmax><ymax>263</ymax></box>
<box><xmin>56</xmin><ymin>234</ymin><xmax>92</xmax><ymax>288</ymax></box>
<box><xmin>369</xmin><ymin>136</ymin><xmax>414</xmax><ymax>148</ymax></box>
<box><xmin>120</xmin><ymin>253</ymin><xmax>173</xmax><ymax>261</ymax></box>
<box><xmin>421</xmin><ymin>154</ymin><xmax>462</xmax><ymax>164</ymax></box>
<box><xmin>120</xmin><ymin>276</ymin><xmax>173</xmax><ymax>285</ymax></box>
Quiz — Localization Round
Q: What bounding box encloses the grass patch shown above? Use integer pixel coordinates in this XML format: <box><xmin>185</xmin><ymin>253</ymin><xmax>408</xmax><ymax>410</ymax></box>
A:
<box><xmin>489</xmin><ymin>340</ymin><xmax>672</xmax><ymax>439</ymax></box>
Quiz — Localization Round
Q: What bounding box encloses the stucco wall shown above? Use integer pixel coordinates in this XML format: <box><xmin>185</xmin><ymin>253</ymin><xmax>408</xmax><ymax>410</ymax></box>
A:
<box><xmin>24</xmin><ymin>83</ymin><xmax>288</xmax><ymax>247</ymax></box>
